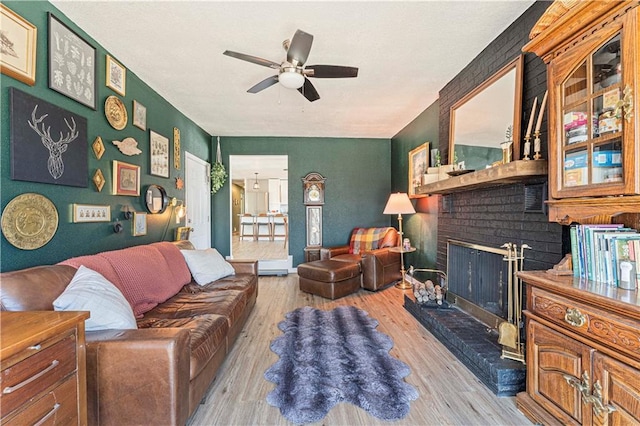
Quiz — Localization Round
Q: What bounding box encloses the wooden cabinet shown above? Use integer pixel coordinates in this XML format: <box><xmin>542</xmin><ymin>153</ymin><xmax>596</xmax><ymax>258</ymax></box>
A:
<box><xmin>523</xmin><ymin>1</ymin><xmax>640</xmax><ymax>224</ymax></box>
<box><xmin>0</xmin><ymin>311</ymin><xmax>89</xmax><ymax>425</ymax></box>
<box><xmin>516</xmin><ymin>271</ymin><xmax>640</xmax><ymax>425</ymax></box>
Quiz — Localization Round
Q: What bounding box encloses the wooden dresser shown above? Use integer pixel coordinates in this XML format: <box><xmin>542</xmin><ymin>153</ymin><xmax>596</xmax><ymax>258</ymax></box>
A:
<box><xmin>516</xmin><ymin>271</ymin><xmax>640</xmax><ymax>425</ymax></box>
<box><xmin>0</xmin><ymin>311</ymin><xmax>89</xmax><ymax>425</ymax></box>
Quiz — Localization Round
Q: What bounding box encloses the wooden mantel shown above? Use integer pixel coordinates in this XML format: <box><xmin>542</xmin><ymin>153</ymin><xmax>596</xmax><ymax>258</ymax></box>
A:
<box><xmin>416</xmin><ymin>160</ymin><xmax>548</xmax><ymax>195</ymax></box>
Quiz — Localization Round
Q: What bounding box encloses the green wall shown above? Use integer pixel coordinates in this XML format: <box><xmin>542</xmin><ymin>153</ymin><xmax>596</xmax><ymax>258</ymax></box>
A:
<box><xmin>1</xmin><ymin>1</ymin><xmax>211</xmax><ymax>272</ymax></box>
<box><xmin>213</xmin><ymin>137</ymin><xmax>391</xmax><ymax>266</ymax></box>
<box><xmin>390</xmin><ymin>100</ymin><xmax>440</xmax><ymax>272</ymax></box>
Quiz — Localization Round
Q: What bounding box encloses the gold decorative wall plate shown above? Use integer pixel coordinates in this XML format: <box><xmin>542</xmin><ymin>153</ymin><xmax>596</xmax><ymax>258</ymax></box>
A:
<box><xmin>105</xmin><ymin>95</ymin><xmax>127</xmax><ymax>130</ymax></box>
<box><xmin>1</xmin><ymin>193</ymin><xmax>58</xmax><ymax>250</ymax></box>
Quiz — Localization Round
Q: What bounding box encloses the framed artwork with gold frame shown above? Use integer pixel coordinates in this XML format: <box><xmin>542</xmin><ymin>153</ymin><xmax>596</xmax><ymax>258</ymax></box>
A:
<box><xmin>132</xmin><ymin>212</ymin><xmax>147</xmax><ymax>236</ymax></box>
<box><xmin>175</xmin><ymin>226</ymin><xmax>191</xmax><ymax>241</ymax></box>
<box><xmin>408</xmin><ymin>142</ymin><xmax>429</xmax><ymax>199</ymax></box>
<box><xmin>0</xmin><ymin>5</ymin><xmax>37</xmax><ymax>86</ymax></box>
<box><xmin>112</xmin><ymin>160</ymin><xmax>140</xmax><ymax>196</ymax></box>
<box><xmin>106</xmin><ymin>54</ymin><xmax>126</xmax><ymax>96</ymax></box>
<box><xmin>73</xmin><ymin>204</ymin><xmax>110</xmax><ymax>223</ymax></box>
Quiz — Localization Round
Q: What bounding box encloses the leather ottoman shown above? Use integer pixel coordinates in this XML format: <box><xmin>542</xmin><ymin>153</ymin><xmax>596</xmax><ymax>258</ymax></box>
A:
<box><xmin>298</xmin><ymin>259</ymin><xmax>361</xmax><ymax>299</ymax></box>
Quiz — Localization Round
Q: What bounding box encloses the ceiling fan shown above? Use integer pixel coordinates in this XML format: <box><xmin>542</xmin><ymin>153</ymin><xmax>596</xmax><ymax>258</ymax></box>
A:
<box><xmin>223</xmin><ymin>29</ymin><xmax>358</xmax><ymax>102</ymax></box>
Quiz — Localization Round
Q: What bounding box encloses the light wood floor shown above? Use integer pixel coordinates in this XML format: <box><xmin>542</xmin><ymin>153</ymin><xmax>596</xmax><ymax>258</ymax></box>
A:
<box><xmin>231</xmin><ymin>235</ymin><xmax>288</xmax><ymax>260</ymax></box>
<box><xmin>187</xmin><ymin>274</ymin><xmax>533</xmax><ymax>426</ymax></box>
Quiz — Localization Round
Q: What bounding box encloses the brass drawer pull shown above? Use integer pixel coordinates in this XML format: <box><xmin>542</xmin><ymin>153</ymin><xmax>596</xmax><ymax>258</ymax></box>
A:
<box><xmin>2</xmin><ymin>359</ymin><xmax>59</xmax><ymax>394</ymax></box>
<box><xmin>33</xmin><ymin>403</ymin><xmax>60</xmax><ymax>426</ymax></box>
<box><xmin>564</xmin><ymin>308</ymin><xmax>586</xmax><ymax>327</ymax></box>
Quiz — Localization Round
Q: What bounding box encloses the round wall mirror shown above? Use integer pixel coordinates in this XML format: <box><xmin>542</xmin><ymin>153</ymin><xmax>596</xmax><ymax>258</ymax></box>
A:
<box><xmin>145</xmin><ymin>184</ymin><xmax>169</xmax><ymax>214</ymax></box>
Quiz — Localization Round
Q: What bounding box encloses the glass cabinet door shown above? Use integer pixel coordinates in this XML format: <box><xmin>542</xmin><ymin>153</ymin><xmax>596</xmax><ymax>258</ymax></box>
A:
<box><xmin>560</xmin><ymin>33</ymin><xmax>625</xmax><ymax>192</ymax></box>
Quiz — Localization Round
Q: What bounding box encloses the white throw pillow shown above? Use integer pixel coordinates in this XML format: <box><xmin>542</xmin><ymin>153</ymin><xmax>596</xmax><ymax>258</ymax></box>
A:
<box><xmin>53</xmin><ymin>265</ymin><xmax>137</xmax><ymax>331</ymax></box>
<box><xmin>180</xmin><ymin>248</ymin><xmax>236</xmax><ymax>285</ymax></box>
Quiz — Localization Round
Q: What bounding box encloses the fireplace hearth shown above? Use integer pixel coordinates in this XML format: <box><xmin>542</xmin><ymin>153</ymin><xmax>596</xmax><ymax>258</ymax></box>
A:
<box><xmin>404</xmin><ymin>240</ymin><xmax>527</xmax><ymax>396</ymax></box>
<box><xmin>404</xmin><ymin>295</ymin><xmax>525</xmax><ymax>396</ymax></box>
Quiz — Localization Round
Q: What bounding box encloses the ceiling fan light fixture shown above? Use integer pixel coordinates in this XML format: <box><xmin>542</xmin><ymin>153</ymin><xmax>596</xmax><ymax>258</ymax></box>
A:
<box><xmin>279</xmin><ymin>68</ymin><xmax>305</xmax><ymax>89</ymax></box>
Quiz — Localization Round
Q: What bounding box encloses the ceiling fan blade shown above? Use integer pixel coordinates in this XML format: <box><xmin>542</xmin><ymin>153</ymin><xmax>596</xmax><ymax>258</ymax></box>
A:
<box><xmin>305</xmin><ymin>65</ymin><xmax>359</xmax><ymax>78</ymax></box>
<box><xmin>287</xmin><ymin>30</ymin><xmax>313</xmax><ymax>66</ymax></box>
<box><xmin>298</xmin><ymin>77</ymin><xmax>320</xmax><ymax>102</ymax></box>
<box><xmin>247</xmin><ymin>75</ymin><xmax>279</xmax><ymax>93</ymax></box>
<box><xmin>223</xmin><ymin>50</ymin><xmax>280</xmax><ymax>69</ymax></box>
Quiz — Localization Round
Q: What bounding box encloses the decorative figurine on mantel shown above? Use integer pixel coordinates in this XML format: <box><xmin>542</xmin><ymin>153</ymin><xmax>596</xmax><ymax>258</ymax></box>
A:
<box><xmin>501</xmin><ymin>125</ymin><xmax>513</xmax><ymax>163</ymax></box>
<box><xmin>533</xmin><ymin>90</ymin><xmax>548</xmax><ymax>160</ymax></box>
<box><xmin>523</xmin><ymin>96</ymin><xmax>538</xmax><ymax>160</ymax></box>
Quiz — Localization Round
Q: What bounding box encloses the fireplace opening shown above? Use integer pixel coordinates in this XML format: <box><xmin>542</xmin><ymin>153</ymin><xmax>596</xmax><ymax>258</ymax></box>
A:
<box><xmin>446</xmin><ymin>240</ymin><xmax>510</xmax><ymax>330</ymax></box>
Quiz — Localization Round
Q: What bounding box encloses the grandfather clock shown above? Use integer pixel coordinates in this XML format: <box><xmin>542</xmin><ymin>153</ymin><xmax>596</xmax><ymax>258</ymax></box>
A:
<box><xmin>302</xmin><ymin>172</ymin><xmax>325</xmax><ymax>262</ymax></box>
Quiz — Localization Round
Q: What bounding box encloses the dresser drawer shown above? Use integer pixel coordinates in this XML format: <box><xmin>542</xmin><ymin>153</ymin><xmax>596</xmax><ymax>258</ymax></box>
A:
<box><xmin>529</xmin><ymin>286</ymin><xmax>640</xmax><ymax>360</ymax></box>
<box><xmin>2</xmin><ymin>374</ymin><xmax>78</xmax><ymax>425</ymax></box>
<box><xmin>0</xmin><ymin>332</ymin><xmax>77</xmax><ymax>418</ymax></box>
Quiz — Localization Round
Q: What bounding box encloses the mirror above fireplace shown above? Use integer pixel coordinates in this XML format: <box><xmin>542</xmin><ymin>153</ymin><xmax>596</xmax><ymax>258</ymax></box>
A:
<box><xmin>449</xmin><ymin>55</ymin><xmax>523</xmax><ymax>171</ymax></box>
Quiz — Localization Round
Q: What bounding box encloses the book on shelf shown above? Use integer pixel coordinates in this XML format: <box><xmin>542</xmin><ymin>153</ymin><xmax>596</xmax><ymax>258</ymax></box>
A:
<box><xmin>570</xmin><ymin>224</ymin><xmax>640</xmax><ymax>289</ymax></box>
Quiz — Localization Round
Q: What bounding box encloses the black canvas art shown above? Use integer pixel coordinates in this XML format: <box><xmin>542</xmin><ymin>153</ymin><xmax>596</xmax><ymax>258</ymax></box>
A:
<box><xmin>11</xmin><ymin>87</ymin><xmax>88</xmax><ymax>187</ymax></box>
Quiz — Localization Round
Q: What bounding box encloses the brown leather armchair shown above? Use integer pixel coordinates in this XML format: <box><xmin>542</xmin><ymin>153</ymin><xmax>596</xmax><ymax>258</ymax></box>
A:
<box><xmin>320</xmin><ymin>227</ymin><xmax>402</xmax><ymax>291</ymax></box>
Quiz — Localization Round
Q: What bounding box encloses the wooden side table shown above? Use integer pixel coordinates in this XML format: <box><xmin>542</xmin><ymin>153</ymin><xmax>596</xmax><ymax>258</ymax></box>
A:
<box><xmin>304</xmin><ymin>246</ymin><xmax>322</xmax><ymax>263</ymax></box>
<box><xmin>389</xmin><ymin>246</ymin><xmax>416</xmax><ymax>289</ymax></box>
<box><xmin>0</xmin><ymin>311</ymin><xmax>89</xmax><ymax>425</ymax></box>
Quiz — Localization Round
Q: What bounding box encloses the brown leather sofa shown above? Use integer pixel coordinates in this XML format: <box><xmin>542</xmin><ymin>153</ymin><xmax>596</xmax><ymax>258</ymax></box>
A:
<box><xmin>0</xmin><ymin>240</ymin><xmax>258</xmax><ymax>425</ymax></box>
<box><xmin>320</xmin><ymin>227</ymin><xmax>402</xmax><ymax>290</ymax></box>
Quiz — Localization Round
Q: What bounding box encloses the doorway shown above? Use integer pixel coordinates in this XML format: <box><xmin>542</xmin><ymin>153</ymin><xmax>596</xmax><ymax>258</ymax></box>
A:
<box><xmin>185</xmin><ymin>152</ymin><xmax>211</xmax><ymax>249</ymax></box>
<box><xmin>229</xmin><ymin>155</ymin><xmax>290</xmax><ymax>272</ymax></box>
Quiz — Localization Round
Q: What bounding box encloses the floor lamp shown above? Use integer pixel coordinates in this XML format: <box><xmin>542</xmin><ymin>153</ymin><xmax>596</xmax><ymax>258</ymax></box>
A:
<box><xmin>383</xmin><ymin>192</ymin><xmax>416</xmax><ymax>289</ymax></box>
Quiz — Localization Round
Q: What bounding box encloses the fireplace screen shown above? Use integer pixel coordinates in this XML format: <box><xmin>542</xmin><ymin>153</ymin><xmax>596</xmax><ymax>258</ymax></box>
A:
<box><xmin>447</xmin><ymin>240</ymin><xmax>510</xmax><ymax>324</ymax></box>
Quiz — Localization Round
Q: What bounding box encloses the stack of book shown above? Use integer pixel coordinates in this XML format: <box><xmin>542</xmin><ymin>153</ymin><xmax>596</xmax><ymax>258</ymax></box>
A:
<box><xmin>570</xmin><ymin>224</ymin><xmax>640</xmax><ymax>290</ymax></box>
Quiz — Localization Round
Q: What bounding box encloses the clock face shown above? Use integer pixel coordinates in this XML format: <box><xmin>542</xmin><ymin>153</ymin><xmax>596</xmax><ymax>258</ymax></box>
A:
<box><xmin>309</xmin><ymin>189</ymin><xmax>320</xmax><ymax>201</ymax></box>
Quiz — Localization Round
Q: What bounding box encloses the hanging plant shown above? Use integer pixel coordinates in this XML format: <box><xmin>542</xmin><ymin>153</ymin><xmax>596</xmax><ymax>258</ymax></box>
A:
<box><xmin>211</xmin><ymin>137</ymin><xmax>227</xmax><ymax>194</ymax></box>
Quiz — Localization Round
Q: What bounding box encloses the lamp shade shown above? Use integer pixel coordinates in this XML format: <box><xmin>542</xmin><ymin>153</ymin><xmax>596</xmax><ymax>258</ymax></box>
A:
<box><xmin>383</xmin><ymin>192</ymin><xmax>415</xmax><ymax>215</ymax></box>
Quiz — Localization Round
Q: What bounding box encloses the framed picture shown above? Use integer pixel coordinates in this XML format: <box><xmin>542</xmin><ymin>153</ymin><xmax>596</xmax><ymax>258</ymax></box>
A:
<box><xmin>106</xmin><ymin>55</ymin><xmax>126</xmax><ymax>96</ymax></box>
<box><xmin>48</xmin><ymin>13</ymin><xmax>96</xmax><ymax>109</ymax></box>
<box><xmin>73</xmin><ymin>204</ymin><xmax>110</xmax><ymax>223</ymax></box>
<box><xmin>175</xmin><ymin>226</ymin><xmax>191</xmax><ymax>241</ymax></box>
<box><xmin>306</xmin><ymin>206</ymin><xmax>322</xmax><ymax>247</ymax></box>
<box><xmin>112</xmin><ymin>160</ymin><xmax>140</xmax><ymax>196</ymax></box>
<box><xmin>132</xmin><ymin>212</ymin><xmax>147</xmax><ymax>236</ymax></box>
<box><xmin>150</xmin><ymin>130</ymin><xmax>170</xmax><ymax>178</ymax></box>
<box><xmin>10</xmin><ymin>88</ymin><xmax>88</xmax><ymax>187</ymax></box>
<box><xmin>0</xmin><ymin>5</ymin><xmax>37</xmax><ymax>86</ymax></box>
<box><xmin>133</xmin><ymin>100</ymin><xmax>146</xmax><ymax>130</ymax></box>
<box><xmin>408</xmin><ymin>142</ymin><xmax>429</xmax><ymax>199</ymax></box>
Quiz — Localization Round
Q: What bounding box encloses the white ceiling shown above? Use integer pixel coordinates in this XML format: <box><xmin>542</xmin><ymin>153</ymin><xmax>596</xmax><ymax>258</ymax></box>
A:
<box><xmin>51</xmin><ymin>0</ymin><xmax>536</xmax><ymax>141</ymax></box>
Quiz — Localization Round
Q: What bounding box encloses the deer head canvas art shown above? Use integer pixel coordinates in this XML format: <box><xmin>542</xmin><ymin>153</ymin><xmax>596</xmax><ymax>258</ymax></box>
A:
<box><xmin>10</xmin><ymin>88</ymin><xmax>87</xmax><ymax>187</ymax></box>
<box><xmin>28</xmin><ymin>105</ymin><xmax>79</xmax><ymax>179</ymax></box>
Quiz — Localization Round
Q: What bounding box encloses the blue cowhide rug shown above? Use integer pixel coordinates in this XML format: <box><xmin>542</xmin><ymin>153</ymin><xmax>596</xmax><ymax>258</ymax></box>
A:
<box><xmin>264</xmin><ymin>305</ymin><xmax>419</xmax><ymax>424</ymax></box>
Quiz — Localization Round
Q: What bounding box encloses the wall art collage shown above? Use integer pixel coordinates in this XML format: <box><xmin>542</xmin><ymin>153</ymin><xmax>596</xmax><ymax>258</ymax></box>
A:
<box><xmin>0</xmin><ymin>4</ymin><xmax>186</xmax><ymax>249</ymax></box>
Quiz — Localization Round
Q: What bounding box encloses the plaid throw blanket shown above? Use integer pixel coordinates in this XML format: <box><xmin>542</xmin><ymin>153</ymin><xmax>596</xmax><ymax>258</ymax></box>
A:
<box><xmin>349</xmin><ymin>227</ymin><xmax>395</xmax><ymax>254</ymax></box>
